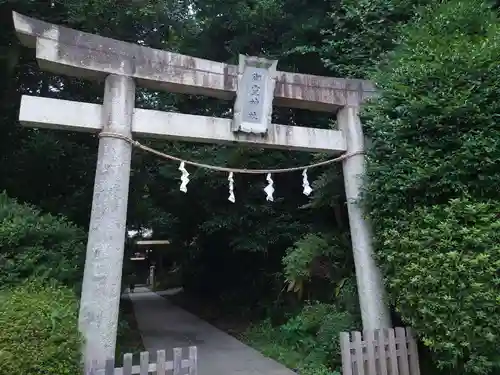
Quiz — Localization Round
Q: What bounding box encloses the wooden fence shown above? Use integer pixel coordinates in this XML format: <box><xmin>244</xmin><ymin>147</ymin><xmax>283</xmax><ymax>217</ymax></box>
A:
<box><xmin>91</xmin><ymin>346</ymin><xmax>197</xmax><ymax>375</ymax></box>
<box><xmin>340</xmin><ymin>327</ymin><xmax>420</xmax><ymax>375</ymax></box>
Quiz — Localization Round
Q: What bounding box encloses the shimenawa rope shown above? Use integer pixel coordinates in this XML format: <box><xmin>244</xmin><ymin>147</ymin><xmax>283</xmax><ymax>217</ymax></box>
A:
<box><xmin>98</xmin><ymin>132</ymin><xmax>362</xmax><ymax>174</ymax></box>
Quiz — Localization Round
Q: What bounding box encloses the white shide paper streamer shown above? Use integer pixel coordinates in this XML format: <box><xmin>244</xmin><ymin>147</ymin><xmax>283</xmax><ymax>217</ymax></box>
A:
<box><xmin>228</xmin><ymin>172</ymin><xmax>235</xmax><ymax>203</ymax></box>
<box><xmin>264</xmin><ymin>173</ymin><xmax>274</xmax><ymax>202</ymax></box>
<box><xmin>179</xmin><ymin>162</ymin><xmax>190</xmax><ymax>193</ymax></box>
<box><xmin>302</xmin><ymin>169</ymin><xmax>312</xmax><ymax>196</ymax></box>
<box><xmin>177</xmin><ymin>164</ymin><xmax>313</xmax><ymax>202</ymax></box>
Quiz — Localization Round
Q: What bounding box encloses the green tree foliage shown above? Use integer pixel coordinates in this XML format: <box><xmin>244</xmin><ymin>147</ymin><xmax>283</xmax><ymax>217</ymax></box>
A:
<box><xmin>280</xmin><ymin>302</ymin><xmax>356</xmax><ymax>367</ymax></box>
<box><xmin>362</xmin><ymin>0</ymin><xmax>500</xmax><ymax>373</ymax></box>
<box><xmin>0</xmin><ymin>279</ymin><xmax>82</xmax><ymax>375</ymax></box>
<box><xmin>282</xmin><ymin>233</ymin><xmax>352</xmax><ymax>299</ymax></box>
<box><xmin>318</xmin><ymin>0</ymin><xmax>433</xmax><ymax>78</ymax></box>
<box><xmin>0</xmin><ymin>192</ymin><xmax>86</xmax><ymax>289</ymax></box>
<box><xmin>244</xmin><ymin>286</ymin><xmax>359</xmax><ymax>375</ymax></box>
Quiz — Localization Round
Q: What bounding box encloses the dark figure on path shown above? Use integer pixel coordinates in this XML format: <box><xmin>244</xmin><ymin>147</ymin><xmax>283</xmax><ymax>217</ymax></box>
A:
<box><xmin>129</xmin><ymin>272</ymin><xmax>137</xmax><ymax>293</ymax></box>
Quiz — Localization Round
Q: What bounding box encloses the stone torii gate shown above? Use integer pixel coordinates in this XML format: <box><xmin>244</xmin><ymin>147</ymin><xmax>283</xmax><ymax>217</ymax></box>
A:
<box><xmin>12</xmin><ymin>11</ymin><xmax>391</xmax><ymax>370</ymax></box>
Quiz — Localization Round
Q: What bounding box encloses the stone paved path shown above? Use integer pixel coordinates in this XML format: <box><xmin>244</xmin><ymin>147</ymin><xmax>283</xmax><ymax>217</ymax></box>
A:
<box><xmin>128</xmin><ymin>287</ymin><xmax>296</xmax><ymax>375</ymax></box>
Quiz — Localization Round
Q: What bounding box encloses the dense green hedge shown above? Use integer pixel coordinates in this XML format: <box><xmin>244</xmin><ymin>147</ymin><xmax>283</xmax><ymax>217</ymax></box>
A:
<box><xmin>0</xmin><ymin>280</ymin><xmax>82</xmax><ymax>375</ymax></box>
<box><xmin>362</xmin><ymin>0</ymin><xmax>500</xmax><ymax>373</ymax></box>
<box><xmin>0</xmin><ymin>191</ymin><xmax>86</xmax><ymax>289</ymax></box>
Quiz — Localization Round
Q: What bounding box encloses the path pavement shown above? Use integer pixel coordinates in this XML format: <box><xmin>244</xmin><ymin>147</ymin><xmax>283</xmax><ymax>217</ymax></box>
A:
<box><xmin>127</xmin><ymin>287</ymin><xmax>296</xmax><ymax>375</ymax></box>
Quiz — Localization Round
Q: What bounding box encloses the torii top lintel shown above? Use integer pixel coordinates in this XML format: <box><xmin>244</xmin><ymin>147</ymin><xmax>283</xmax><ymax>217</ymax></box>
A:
<box><xmin>12</xmin><ymin>11</ymin><xmax>375</xmax><ymax>112</ymax></box>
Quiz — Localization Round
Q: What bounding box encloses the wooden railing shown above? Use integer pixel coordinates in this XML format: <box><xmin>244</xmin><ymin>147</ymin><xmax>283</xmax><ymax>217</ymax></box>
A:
<box><xmin>90</xmin><ymin>346</ymin><xmax>197</xmax><ymax>375</ymax></box>
<box><xmin>340</xmin><ymin>327</ymin><xmax>420</xmax><ymax>375</ymax></box>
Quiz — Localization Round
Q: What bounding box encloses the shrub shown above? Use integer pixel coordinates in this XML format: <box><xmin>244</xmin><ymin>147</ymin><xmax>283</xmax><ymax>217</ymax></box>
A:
<box><xmin>243</xmin><ymin>311</ymin><xmax>348</xmax><ymax>375</ymax></box>
<box><xmin>362</xmin><ymin>0</ymin><xmax>500</xmax><ymax>373</ymax></box>
<box><xmin>280</xmin><ymin>302</ymin><xmax>356</xmax><ymax>368</ymax></box>
<box><xmin>0</xmin><ymin>279</ymin><xmax>82</xmax><ymax>375</ymax></box>
<box><xmin>383</xmin><ymin>198</ymin><xmax>500</xmax><ymax>372</ymax></box>
<box><xmin>282</xmin><ymin>233</ymin><xmax>352</xmax><ymax>299</ymax></box>
<box><xmin>0</xmin><ymin>191</ymin><xmax>86</xmax><ymax>289</ymax></box>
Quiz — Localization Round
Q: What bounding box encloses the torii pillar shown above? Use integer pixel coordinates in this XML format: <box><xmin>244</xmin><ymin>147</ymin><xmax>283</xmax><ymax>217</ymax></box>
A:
<box><xmin>78</xmin><ymin>73</ymin><xmax>136</xmax><ymax>366</ymax></box>
<box><xmin>338</xmin><ymin>106</ymin><xmax>390</xmax><ymax>330</ymax></box>
<box><xmin>12</xmin><ymin>11</ymin><xmax>391</xmax><ymax>371</ymax></box>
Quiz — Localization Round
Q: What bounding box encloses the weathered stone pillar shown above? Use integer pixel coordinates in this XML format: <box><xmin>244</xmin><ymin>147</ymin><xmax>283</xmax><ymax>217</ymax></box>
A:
<box><xmin>337</xmin><ymin>106</ymin><xmax>391</xmax><ymax>331</ymax></box>
<box><xmin>78</xmin><ymin>74</ymin><xmax>136</xmax><ymax>369</ymax></box>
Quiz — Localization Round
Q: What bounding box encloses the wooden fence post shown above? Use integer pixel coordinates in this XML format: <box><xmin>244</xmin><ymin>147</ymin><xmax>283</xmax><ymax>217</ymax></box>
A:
<box><xmin>339</xmin><ymin>327</ymin><xmax>420</xmax><ymax>375</ymax></box>
<box><xmin>93</xmin><ymin>346</ymin><xmax>198</xmax><ymax>375</ymax></box>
